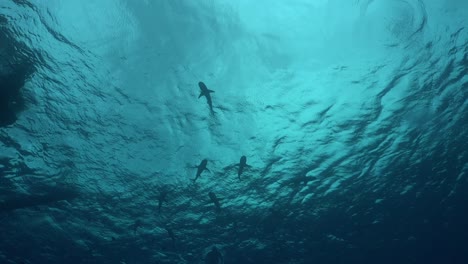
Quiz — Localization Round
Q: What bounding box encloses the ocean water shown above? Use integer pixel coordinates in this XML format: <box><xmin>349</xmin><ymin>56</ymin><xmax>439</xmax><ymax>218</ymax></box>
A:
<box><xmin>0</xmin><ymin>0</ymin><xmax>467</xmax><ymax>263</ymax></box>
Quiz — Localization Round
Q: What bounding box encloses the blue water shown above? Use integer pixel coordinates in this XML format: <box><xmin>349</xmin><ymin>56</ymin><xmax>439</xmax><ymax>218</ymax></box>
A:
<box><xmin>1</xmin><ymin>1</ymin><xmax>467</xmax><ymax>263</ymax></box>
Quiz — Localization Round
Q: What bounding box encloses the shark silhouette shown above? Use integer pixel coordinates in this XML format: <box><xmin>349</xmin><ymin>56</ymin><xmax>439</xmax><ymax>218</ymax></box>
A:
<box><xmin>198</xmin><ymin>81</ymin><xmax>215</xmax><ymax>114</ymax></box>
<box><xmin>238</xmin><ymin>155</ymin><xmax>248</xmax><ymax>180</ymax></box>
<box><xmin>157</xmin><ymin>190</ymin><xmax>169</xmax><ymax>213</ymax></box>
<box><xmin>208</xmin><ymin>191</ymin><xmax>222</xmax><ymax>212</ymax></box>
<box><xmin>194</xmin><ymin>159</ymin><xmax>210</xmax><ymax>181</ymax></box>
<box><xmin>133</xmin><ymin>219</ymin><xmax>143</xmax><ymax>235</ymax></box>
<box><xmin>165</xmin><ymin>227</ymin><xmax>176</xmax><ymax>248</ymax></box>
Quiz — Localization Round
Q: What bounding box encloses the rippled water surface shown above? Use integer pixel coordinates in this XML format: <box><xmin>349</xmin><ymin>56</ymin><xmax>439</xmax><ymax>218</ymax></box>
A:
<box><xmin>0</xmin><ymin>1</ymin><xmax>467</xmax><ymax>263</ymax></box>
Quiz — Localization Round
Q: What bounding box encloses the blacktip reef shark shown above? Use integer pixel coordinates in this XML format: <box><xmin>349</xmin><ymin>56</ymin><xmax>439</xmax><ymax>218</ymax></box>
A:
<box><xmin>208</xmin><ymin>191</ymin><xmax>222</xmax><ymax>212</ymax></box>
<box><xmin>157</xmin><ymin>189</ymin><xmax>169</xmax><ymax>213</ymax></box>
<box><xmin>193</xmin><ymin>159</ymin><xmax>210</xmax><ymax>181</ymax></box>
<box><xmin>198</xmin><ymin>81</ymin><xmax>215</xmax><ymax>114</ymax></box>
<box><xmin>132</xmin><ymin>219</ymin><xmax>143</xmax><ymax>235</ymax></box>
<box><xmin>238</xmin><ymin>155</ymin><xmax>248</xmax><ymax>180</ymax></box>
<box><xmin>165</xmin><ymin>227</ymin><xmax>176</xmax><ymax>248</ymax></box>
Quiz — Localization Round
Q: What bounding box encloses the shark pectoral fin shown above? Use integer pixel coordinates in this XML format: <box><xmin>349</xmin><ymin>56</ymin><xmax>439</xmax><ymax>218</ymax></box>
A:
<box><xmin>198</xmin><ymin>93</ymin><xmax>203</xmax><ymax>98</ymax></box>
<box><xmin>223</xmin><ymin>165</ymin><xmax>234</xmax><ymax>171</ymax></box>
<box><xmin>206</xmin><ymin>168</ymin><xmax>212</xmax><ymax>173</ymax></box>
<box><xmin>208</xmin><ymin>89</ymin><xmax>215</xmax><ymax>93</ymax></box>
<box><xmin>185</xmin><ymin>163</ymin><xmax>198</xmax><ymax>169</ymax></box>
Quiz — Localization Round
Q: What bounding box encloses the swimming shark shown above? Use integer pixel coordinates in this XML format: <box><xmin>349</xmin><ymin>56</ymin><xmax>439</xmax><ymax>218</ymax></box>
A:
<box><xmin>194</xmin><ymin>159</ymin><xmax>210</xmax><ymax>181</ymax></box>
<box><xmin>208</xmin><ymin>191</ymin><xmax>222</xmax><ymax>212</ymax></box>
<box><xmin>132</xmin><ymin>219</ymin><xmax>143</xmax><ymax>235</ymax></box>
<box><xmin>198</xmin><ymin>81</ymin><xmax>215</xmax><ymax>114</ymax></box>
<box><xmin>205</xmin><ymin>246</ymin><xmax>224</xmax><ymax>264</ymax></box>
<box><xmin>165</xmin><ymin>227</ymin><xmax>176</xmax><ymax>248</ymax></box>
<box><xmin>238</xmin><ymin>155</ymin><xmax>248</xmax><ymax>180</ymax></box>
<box><xmin>157</xmin><ymin>190</ymin><xmax>169</xmax><ymax>213</ymax></box>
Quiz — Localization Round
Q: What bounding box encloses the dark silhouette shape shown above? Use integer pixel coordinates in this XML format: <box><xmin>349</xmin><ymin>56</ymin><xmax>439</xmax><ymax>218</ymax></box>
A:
<box><xmin>0</xmin><ymin>62</ymin><xmax>32</xmax><ymax>127</ymax></box>
<box><xmin>165</xmin><ymin>227</ymin><xmax>176</xmax><ymax>248</ymax></box>
<box><xmin>158</xmin><ymin>189</ymin><xmax>169</xmax><ymax>213</ymax></box>
<box><xmin>132</xmin><ymin>219</ymin><xmax>142</xmax><ymax>235</ymax></box>
<box><xmin>0</xmin><ymin>27</ymin><xmax>35</xmax><ymax>127</ymax></box>
<box><xmin>0</xmin><ymin>188</ymin><xmax>79</xmax><ymax>212</ymax></box>
<box><xmin>198</xmin><ymin>82</ymin><xmax>215</xmax><ymax>114</ymax></box>
<box><xmin>194</xmin><ymin>159</ymin><xmax>209</xmax><ymax>181</ymax></box>
<box><xmin>205</xmin><ymin>246</ymin><xmax>224</xmax><ymax>264</ymax></box>
<box><xmin>238</xmin><ymin>155</ymin><xmax>248</xmax><ymax>180</ymax></box>
<box><xmin>208</xmin><ymin>192</ymin><xmax>221</xmax><ymax>212</ymax></box>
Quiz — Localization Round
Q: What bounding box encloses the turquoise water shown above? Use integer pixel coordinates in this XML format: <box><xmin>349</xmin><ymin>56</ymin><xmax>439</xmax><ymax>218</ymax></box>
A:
<box><xmin>0</xmin><ymin>1</ymin><xmax>467</xmax><ymax>263</ymax></box>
